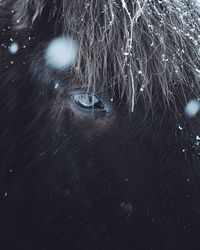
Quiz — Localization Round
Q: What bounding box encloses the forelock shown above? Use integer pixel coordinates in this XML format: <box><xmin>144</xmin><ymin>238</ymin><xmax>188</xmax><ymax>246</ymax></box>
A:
<box><xmin>7</xmin><ymin>0</ymin><xmax>200</xmax><ymax>111</ymax></box>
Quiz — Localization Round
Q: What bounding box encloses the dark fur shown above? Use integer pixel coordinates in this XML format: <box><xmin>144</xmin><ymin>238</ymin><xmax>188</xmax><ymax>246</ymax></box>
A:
<box><xmin>0</xmin><ymin>0</ymin><xmax>200</xmax><ymax>249</ymax></box>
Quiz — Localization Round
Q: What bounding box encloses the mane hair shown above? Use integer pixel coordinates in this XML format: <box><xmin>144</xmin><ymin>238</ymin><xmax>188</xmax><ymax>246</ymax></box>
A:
<box><xmin>1</xmin><ymin>0</ymin><xmax>200</xmax><ymax>111</ymax></box>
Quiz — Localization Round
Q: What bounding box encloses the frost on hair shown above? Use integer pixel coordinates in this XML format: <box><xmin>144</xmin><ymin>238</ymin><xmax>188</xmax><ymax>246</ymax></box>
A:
<box><xmin>2</xmin><ymin>0</ymin><xmax>200</xmax><ymax>112</ymax></box>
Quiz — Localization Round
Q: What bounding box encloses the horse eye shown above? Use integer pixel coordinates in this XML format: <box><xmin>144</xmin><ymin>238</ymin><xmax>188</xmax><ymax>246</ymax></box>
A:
<box><xmin>70</xmin><ymin>91</ymin><xmax>112</xmax><ymax>115</ymax></box>
<box><xmin>73</xmin><ymin>93</ymin><xmax>104</xmax><ymax>109</ymax></box>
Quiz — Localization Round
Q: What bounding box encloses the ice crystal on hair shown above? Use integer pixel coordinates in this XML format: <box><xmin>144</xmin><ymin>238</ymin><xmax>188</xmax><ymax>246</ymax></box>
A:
<box><xmin>54</xmin><ymin>82</ymin><xmax>59</xmax><ymax>89</ymax></box>
<box><xmin>178</xmin><ymin>125</ymin><xmax>183</xmax><ymax>130</ymax></box>
<box><xmin>45</xmin><ymin>36</ymin><xmax>77</xmax><ymax>71</ymax></box>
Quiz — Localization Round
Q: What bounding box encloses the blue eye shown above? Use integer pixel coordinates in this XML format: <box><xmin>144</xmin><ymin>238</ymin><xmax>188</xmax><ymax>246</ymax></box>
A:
<box><xmin>70</xmin><ymin>91</ymin><xmax>113</xmax><ymax>115</ymax></box>
<box><xmin>73</xmin><ymin>93</ymin><xmax>103</xmax><ymax>109</ymax></box>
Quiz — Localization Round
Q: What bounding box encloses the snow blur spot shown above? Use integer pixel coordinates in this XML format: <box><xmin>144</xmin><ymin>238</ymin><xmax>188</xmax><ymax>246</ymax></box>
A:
<box><xmin>185</xmin><ymin>100</ymin><xmax>200</xmax><ymax>118</ymax></box>
<box><xmin>45</xmin><ymin>36</ymin><xmax>77</xmax><ymax>71</ymax></box>
<box><xmin>9</xmin><ymin>42</ymin><xmax>19</xmax><ymax>54</ymax></box>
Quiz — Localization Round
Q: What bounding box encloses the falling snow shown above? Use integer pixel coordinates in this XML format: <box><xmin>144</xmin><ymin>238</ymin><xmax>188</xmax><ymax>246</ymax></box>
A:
<box><xmin>185</xmin><ymin>100</ymin><xmax>200</xmax><ymax>118</ymax></box>
<box><xmin>45</xmin><ymin>36</ymin><xmax>78</xmax><ymax>71</ymax></box>
<box><xmin>8</xmin><ymin>42</ymin><xmax>19</xmax><ymax>54</ymax></box>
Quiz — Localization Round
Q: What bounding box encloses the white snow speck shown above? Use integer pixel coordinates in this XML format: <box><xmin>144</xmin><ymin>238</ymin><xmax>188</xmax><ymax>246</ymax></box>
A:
<box><xmin>54</xmin><ymin>82</ymin><xmax>59</xmax><ymax>89</ymax></box>
<box><xmin>178</xmin><ymin>125</ymin><xmax>183</xmax><ymax>130</ymax></box>
<box><xmin>45</xmin><ymin>36</ymin><xmax>77</xmax><ymax>70</ymax></box>
<box><xmin>185</xmin><ymin>100</ymin><xmax>200</xmax><ymax>118</ymax></box>
<box><xmin>9</xmin><ymin>42</ymin><xmax>19</xmax><ymax>54</ymax></box>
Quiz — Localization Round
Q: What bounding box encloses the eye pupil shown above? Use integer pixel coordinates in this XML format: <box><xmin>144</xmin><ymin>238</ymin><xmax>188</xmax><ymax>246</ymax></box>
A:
<box><xmin>89</xmin><ymin>96</ymin><xmax>92</xmax><ymax>103</ymax></box>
